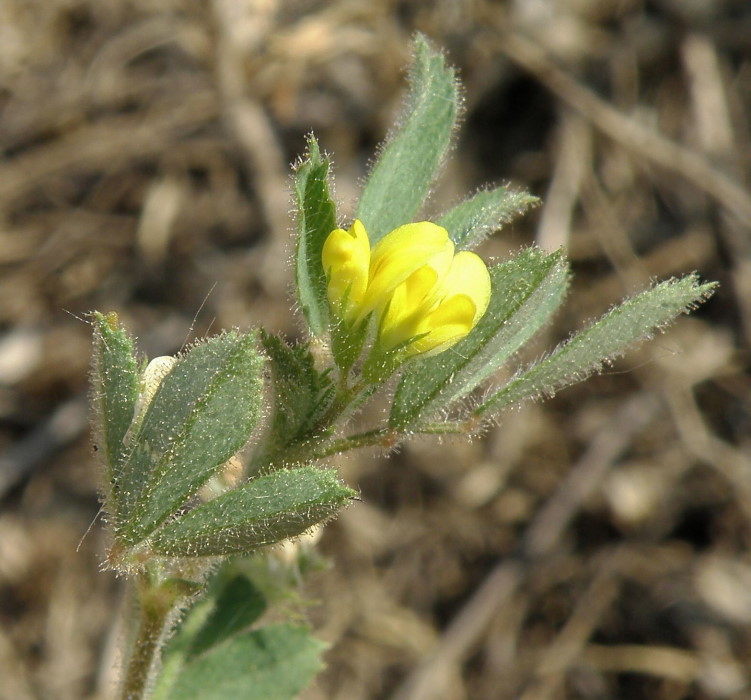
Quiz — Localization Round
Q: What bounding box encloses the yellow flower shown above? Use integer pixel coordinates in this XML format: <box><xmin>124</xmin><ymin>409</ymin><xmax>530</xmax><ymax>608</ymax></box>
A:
<box><xmin>379</xmin><ymin>248</ymin><xmax>490</xmax><ymax>356</ymax></box>
<box><xmin>359</xmin><ymin>222</ymin><xmax>455</xmax><ymax>320</ymax></box>
<box><xmin>321</xmin><ymin>219</ymin><xmax>370</xmax><ymax>322</ymax></box>
<box><xmin>322</xmin><ymin>219</ymin><xmax>491</xmax><ymax>357</ymax></box>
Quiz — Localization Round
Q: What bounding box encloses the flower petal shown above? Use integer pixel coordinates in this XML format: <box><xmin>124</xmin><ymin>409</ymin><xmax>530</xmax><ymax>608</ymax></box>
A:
<box><xmin>321</xmin><ymin>218</ymin><xmax>491</xmax><ymax>362</ymax></box>
<box><xmin>378</xmin><ymin>264</ymin><xmax>440</xmax><ymax>350</ymax></box>
<box><xmin>360</xmin><ymin>222</ymin><xmax>454</xmax><ymax>318</ymax></box>
<box><xmin>408</xmin><ymin>294</ymin><xmax>478</xmax><ymax>356</ymax></box>
<box><xmin>322</xmin><ymin>219</ymin><xmax>371</xmax><ymax>320</ymax></box>
<box><xmin>439</xmin><ymin>251</ymin><xmax>491</xmax><ymax>323</ymax></box>
<box><xmin>390</xmin><ymin>252</ymin><xmax>491</xmax><ymax>356</ymax></box>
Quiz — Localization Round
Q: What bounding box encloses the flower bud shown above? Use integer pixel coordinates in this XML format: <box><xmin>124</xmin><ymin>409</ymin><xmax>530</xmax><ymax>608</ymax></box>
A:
<box><xmin>321</xmin><ymin>219</ymin><xmax>370</xmax><ymax>323</ymax></box>
<box><xmin>322</xmin><ymin>219</ymin><xmax>491</xmax><ymax>359</ymax></box>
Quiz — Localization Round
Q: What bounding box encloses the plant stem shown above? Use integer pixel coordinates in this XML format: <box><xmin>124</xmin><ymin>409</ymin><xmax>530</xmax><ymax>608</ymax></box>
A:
<box><xmin>307</xmin><ymin>419</ymin><xmax>475</xmax><ymax>460</ymax></box>
<box><xmin>250</xmin><ymin>376</ymin><xmax>378</xmax><ymax>473</ymax></box>
<box><xmin>415</xmin><ymin>420</ymin><xmax>476</xmax><ymax>435</ymax></box>
<box><xmin>317</xmin><ymin>376</ymin><xmax>369</xmax><ymax>429</ymax></box>
<box><xmin>119</xmin><ymin>574</ymin><xmax>177</xmax><ymax>700</ymax></box>
<box><xmin>310</xmin><ymin>428</ymin><xmax>392</xmax><ymax>459</ymax></box>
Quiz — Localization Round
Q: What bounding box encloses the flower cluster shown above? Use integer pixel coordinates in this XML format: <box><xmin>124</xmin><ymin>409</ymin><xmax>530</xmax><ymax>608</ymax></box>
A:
<box><xmin>322</xmin><ymin>220</ymin><xmax>491</xmax><ymax>358</ymax></box>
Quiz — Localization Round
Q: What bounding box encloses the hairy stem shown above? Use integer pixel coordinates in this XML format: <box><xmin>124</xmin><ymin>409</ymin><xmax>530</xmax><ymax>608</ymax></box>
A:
<box><xmin>311</xmin><ymin>428</ymin><xmax>394</xmax><ymax>459</ymax></box>
<box><xmin>119</xmin><ymin>574</ymin><xmax>180</xmax><ymax>700</ymax></box>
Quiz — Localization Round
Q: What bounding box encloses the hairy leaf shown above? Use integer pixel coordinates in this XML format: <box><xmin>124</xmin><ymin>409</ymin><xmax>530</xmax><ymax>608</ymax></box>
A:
<box><xmin>438</xmin><ymin>187</ymin><xmax>540</xmax><ymax>249</ymax></box>
<box><xmin>391</xmin><ymin>249</ymin><xmax>569</xmax><ymax>428</ymax></box>
<box><xmin>294</xmin><ymin>135</ymin><xmax>337</xmax><ymax>337</ymax></box>
<box><xmin>260</xmin><ymin>331</ymin><xmax>335</xmax><ymax>449</ymax></box>
<box><xmin>119</xmin><ymin>331</ymin><xmax>264</xmax><ymax>543</ymax></box>
<box><xmin>90</xmin><ymin>312</ymin><xmax>139</xmax><ymax>515</ymax></box>
<box><xmin>356</xmin><ymin>33</ymin><xmax>459</xmax><ymax>242</ymax></box>
<box><xmin>153</xmin><ymin>572</ymin><xmax>269</xmax><ymax>699</ymax></box>
<box><xmin>478</xmin><ymin>275</ymin><xmax>717</xmax><ymax>416</ymax></box>
<box><xmin>155</xmin><ymin>622</ymin><xmax>323</xmax><ymax>700</ymax></box>
<box><xmin>148</xmin><ymin>467</ymin><xmax>355</xmax><ymax>557</ymax></box>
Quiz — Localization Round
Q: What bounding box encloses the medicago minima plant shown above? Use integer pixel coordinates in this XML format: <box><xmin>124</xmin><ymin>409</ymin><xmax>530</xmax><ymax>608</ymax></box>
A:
<box><xmin>89</xmin><ymin>34</ymin><xmax>716</xmax><ymax>700</ymax></box>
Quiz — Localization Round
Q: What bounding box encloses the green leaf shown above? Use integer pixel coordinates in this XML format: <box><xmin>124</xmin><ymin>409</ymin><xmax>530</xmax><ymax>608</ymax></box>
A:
<box><xmin>149</xmin><ymin>467</ymin><xmax>355</xmax><ymax>557</ymax></box>
<box><xmin>260</xmin><ymin>331</ymin><xmax>335</xmax><ymax>449</ymax></box>
<box><xmin>478</xmin><ymin>275</ymin><xmax>718</xmax><ymax>416</ymax></box>
<box><xmin>438</xmin><ymin>187</ymin><xmax>540</xmax><ymax>249</ymax></box>
<box><xmin>156</xmin><ymin>622</ymin><xmax>324</xmax><ymax>700</ymax></box>
<box><xmin>390</xmin><ymin>249</ymin><xmax>569</xmax><ymax>429</ymax></box>
<box><xmin>294</xmin><ymin>135</ymin><xmax>337</xmax><ymax>337</ymax></box>
<box><xmin>356</xmin><ymin>33</ymin><xmax>460</xmax><ymax>242</ymax></box>
<box><xmin>120</xmin><ymin>331</ymin><xmax>264</xmax><ymax>543</ymax></box>
<box><xmin>186</xmin><ymin>575</ymin><xmax>268</xmax><ymax>658</ymax></box>
<box><xmin>90</xmin><ymin>312</ymin><xmax>139</xmax><ymax>516</ymax></box>
<box><xmin>153</xmin><ymin>572</ymin><xmax>270</xmax><ymax>699</ymax></box>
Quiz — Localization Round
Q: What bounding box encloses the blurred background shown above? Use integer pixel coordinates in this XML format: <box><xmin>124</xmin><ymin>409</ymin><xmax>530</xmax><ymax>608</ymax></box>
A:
<box><xmin>1</xmin><ymin>1</ymin><xmax>750</xmax><ymax>698</ymax></box>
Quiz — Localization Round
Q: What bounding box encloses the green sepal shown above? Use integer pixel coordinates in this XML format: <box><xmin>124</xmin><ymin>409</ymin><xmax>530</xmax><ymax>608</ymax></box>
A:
<box><xmin>438</xmin><ymin>186</ymin><xmax>540</xmax><ymax>249</ymax></box>
<box><xmin>148</xmin><ymin>467</ymin><xmax>355</xmax><ymax>557</ymax></box>
<box><xmin>260</xmin><ymin>330</ymin><xmax>335</xmax><ymax>449</ymax></box>
<box><xmin>294</xmin><ymin>135</ymin><xmax>338</xmax><ymax>338</ymax></box>
<box><xmin>390</xmin><ymin>248</ymin><xmax>569</xmax><ymax>429</ymax></box>
<box><xmin>118</xmin><ymin>330</ymin><xmax>265</xmax><ymax>544</ymax></box>
<box><xmin>90</xmin><ymin>311</ymin><xmax>139</xmax><ymax>516</ymax></box>
<box><xmin>355</xmin><ymin>33</ymin><xmax>460</xmax><ymax>242</ymax></box>
<box><xmin>330</xmin><ymin>315</ymin><xmax>370</xmax><ymax>373</ymax></box>
<box><xmin>478</xmin><ymin>275</ymin><xmax>718</xmax><ymax>416</ymax></box>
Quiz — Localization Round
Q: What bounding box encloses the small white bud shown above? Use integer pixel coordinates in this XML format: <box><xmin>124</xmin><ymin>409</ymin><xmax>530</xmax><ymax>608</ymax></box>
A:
<box><xmin>123</xmin><ymin>356</ymin><xmax>177</xmax><ymax>446</ymax></box>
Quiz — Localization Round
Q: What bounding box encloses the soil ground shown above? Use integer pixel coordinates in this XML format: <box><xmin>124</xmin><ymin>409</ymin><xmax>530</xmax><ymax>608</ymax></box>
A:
<box><xmin>1</xmin><ymin>2</ymin><xmax>750</xmax><ymax>699</ymax></box>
